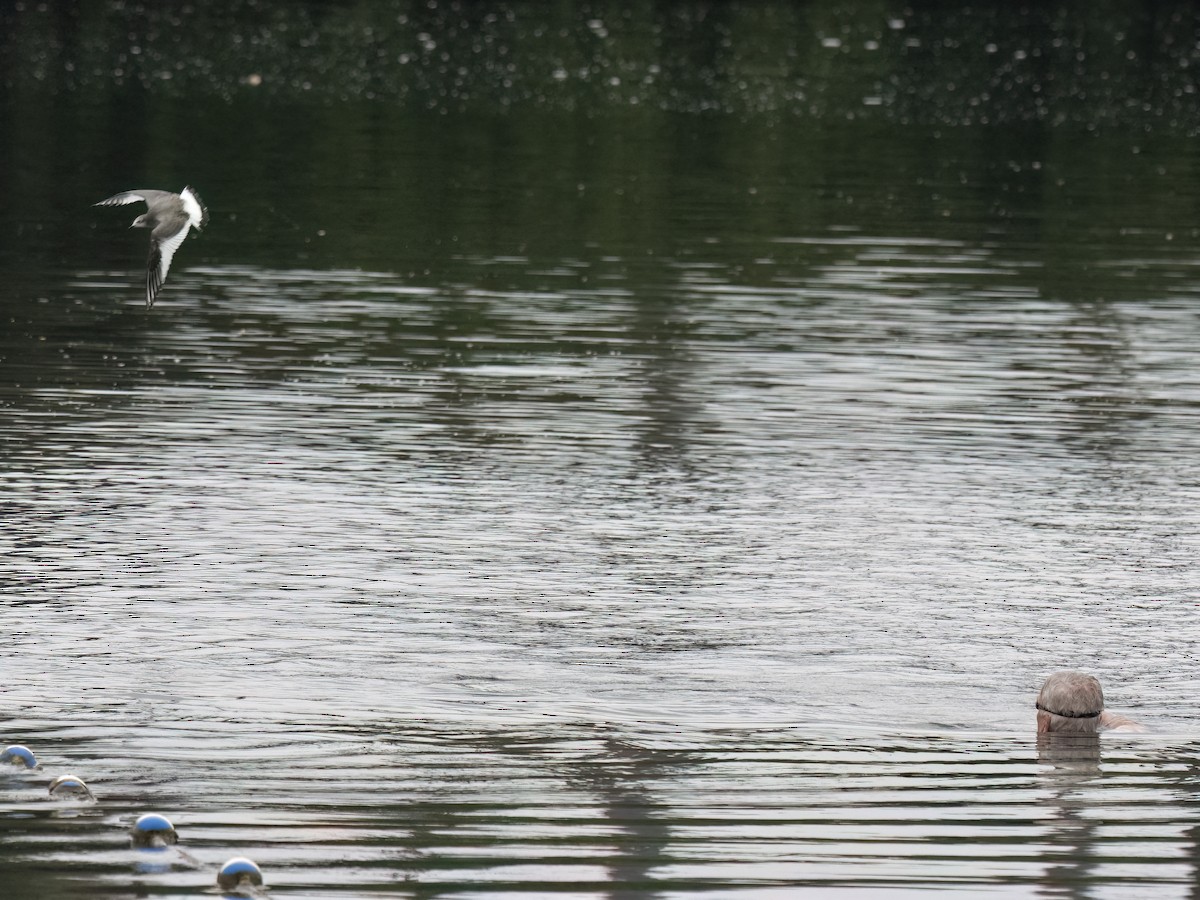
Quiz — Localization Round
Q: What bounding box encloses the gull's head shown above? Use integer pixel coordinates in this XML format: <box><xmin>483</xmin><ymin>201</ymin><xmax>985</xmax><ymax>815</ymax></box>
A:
<box><xmin>130</xmin><ymin>214</ymin><xmax>151</xmax><ymax>229</ymax></box>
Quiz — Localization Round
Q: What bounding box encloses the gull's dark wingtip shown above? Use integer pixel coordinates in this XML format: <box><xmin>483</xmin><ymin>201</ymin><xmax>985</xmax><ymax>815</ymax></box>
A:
<box><xmin>93</xmin><ymin>192</ymin><xmax>131</xmax><ymax>209</ymax></box>
<box><xmin>146</xmin><ymin>246</ymin><xmax>162</xmax><ymax>309</ymax></box>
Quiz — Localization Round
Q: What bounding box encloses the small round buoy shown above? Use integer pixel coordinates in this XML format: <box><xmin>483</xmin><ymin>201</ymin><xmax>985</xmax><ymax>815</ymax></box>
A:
<box><xmin>48</xmin><ymin>774</ymin><xmax>94</xmax><ymax>799</ymax></box>
<box><xmin>217</xmin><ymin>856</ymin><xmax>264</xmax><ymax>891</ymax></box>
<box><xmin>130</xmin><ymin>812</ymin><xmax>178</xmax><ymax>847</ymax></box>
<box><xmin>0</xmin><ymin>745</ymin><xmax>37</xmax><ymax>768</ymax></box>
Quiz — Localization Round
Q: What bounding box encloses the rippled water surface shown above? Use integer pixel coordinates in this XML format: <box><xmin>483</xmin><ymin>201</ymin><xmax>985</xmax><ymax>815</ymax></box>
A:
<box><xmin>6</xmin><ymin>1</ymin><xmax>1200</xmax><ymax>897</ymax></box>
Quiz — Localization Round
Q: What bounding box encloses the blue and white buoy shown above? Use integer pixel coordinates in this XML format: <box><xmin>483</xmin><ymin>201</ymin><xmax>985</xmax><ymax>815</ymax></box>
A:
<box><xmin>217</xmin><ymin>856</ymin><xmax>264</xmax><ymax>892</ymax></box>
<box><xmin>0</xmin><ymin>745</ymin><xmax>37</xmax><ymax>768</ymax></box>
<box><xmin>130</xmin><ymin>812</ymin><xmax>178</xmax><ymax>848</ymax></box>
<box><xmin>48</xmin><ymin>773</ymin><xmax>94</xmax><ymax>799</ymax></box>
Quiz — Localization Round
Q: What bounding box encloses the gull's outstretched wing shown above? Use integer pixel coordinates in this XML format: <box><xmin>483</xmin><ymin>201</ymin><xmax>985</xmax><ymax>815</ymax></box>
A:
<box><xmin>94</xmin><ymin>190</ymin><xmax>171</xmax><ymax>209</ymax></box>
<box><xmin>145</xmin><ymin>221</ymin><xmax>193</xmax><ymax>308</ymax></box>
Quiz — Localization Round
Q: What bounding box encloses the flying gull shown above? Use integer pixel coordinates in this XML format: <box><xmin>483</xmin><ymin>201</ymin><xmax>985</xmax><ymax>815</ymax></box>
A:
<box><xmin>94</xmin><ymin>186</ymin><xmax>209</xmax><ymax>308</ymax></box>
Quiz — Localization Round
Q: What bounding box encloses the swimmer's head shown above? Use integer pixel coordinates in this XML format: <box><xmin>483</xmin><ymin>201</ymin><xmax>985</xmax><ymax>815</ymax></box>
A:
<box><xmin>0</xmin><ymin>745</ymin><xmax>38</xmax><ymax>769</ymax></box>
<box><xmin>1037</xmin><ymin>671</ymin><xmax>1104</xmax><ymax>734</ymax></box>
<box><xmin>130</xmin><ymin>813</ymin><xmax>178</xmax><ymax>848</ymax></box>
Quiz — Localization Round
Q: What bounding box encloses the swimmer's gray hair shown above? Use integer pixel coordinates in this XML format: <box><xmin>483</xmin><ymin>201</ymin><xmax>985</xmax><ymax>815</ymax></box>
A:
<box><xmin>1037</xmin><ymin>671</ymin><xmax>1104</xmax><ymax>733</ymax></box>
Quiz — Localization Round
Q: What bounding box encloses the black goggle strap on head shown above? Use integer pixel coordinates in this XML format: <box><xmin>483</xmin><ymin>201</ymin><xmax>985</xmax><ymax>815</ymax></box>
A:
<box><xmin>1036</xmin><ymin>702</ymin><xmax>1101</xmax><ymax>719</ymax></box>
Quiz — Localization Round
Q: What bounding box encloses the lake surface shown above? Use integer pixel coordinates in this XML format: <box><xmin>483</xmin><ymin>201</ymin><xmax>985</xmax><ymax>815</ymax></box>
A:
<box><xmin>4</xmin><ymin>1</ymin><xmax>1200</xmax><ymax>897</ymax></box>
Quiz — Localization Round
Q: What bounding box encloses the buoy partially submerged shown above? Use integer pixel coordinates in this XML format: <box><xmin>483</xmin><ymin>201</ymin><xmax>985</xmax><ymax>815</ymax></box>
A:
<box><xmin>48</xmin><ymin>774</ymin><xmax>94</xmax><ymax>799</ymax></box>
<box><xmin>217</xmin><ymin>856</ymin><xmax>264</xmax><ymax>891</ymax></box>
<box><xmin>130</xmin><ymin>812</ymin><xmax>178</xmax><ymax>848</ymax></box>
<box><xmin>0</xmin><ymin>745</ymin><xmax>37</xmax><ymax>768</ymax></box>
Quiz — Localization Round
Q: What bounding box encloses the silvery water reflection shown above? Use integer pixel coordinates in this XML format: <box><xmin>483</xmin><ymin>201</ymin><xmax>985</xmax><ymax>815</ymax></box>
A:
<box><xmin>3</xmin><ymin>233</ymin><xmax>1200</xmax><ymax>895</ymax></box>
<box><xmin>1</xmin><ymin>724</ymin><xmax>1197</xmax><ymax>898</ymax></box>
<box><xmin>6</xmin><ymin>243</ymin><xmax>1198</xmax><ymax>731</ymax></box>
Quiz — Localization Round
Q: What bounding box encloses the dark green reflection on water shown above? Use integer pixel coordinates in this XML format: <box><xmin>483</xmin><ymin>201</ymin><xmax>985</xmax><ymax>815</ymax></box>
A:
<box><xmin>3</xmin><ymin>96</ymin><xmax>1199</xmax><ymax>341</ymax></box>
<box><xmin>4</xmin><ymin>0</ymin><xmax>1200</xmax><ymax>287</ymax></box>
<box><xmin>7</xmin><ymin>0</ymin><xmax>1200</xmax><ymax>128</ymax></box>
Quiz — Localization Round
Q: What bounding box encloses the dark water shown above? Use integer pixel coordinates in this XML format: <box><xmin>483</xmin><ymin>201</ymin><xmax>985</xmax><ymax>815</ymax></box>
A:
<box><xmin>4</xmin><ymin>1</ymin><xmax>1200</xmax><ymax>897</ymax></box>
